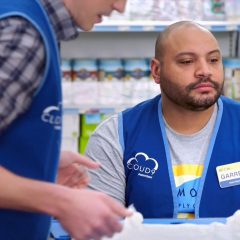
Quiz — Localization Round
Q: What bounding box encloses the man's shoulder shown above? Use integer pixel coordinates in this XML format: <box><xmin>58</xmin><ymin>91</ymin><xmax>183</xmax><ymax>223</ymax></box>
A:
<box><xmin>93</xmin><ymin>113</ymin><xmax>118</xmax><ymax>135</ymax></box>
<box><xmin>221</xmin><ymin>95</ymin><xmax>240</xmax><ymax>109</ymax></box>
<box><xmin>0</xmin><ymin>16</ymin><xmax>34</xmax><ymax>29</ymax></box>
<box><xmin>123</xmin><ymin>95</ymin><xmax>161</xmax><ymax>115</ymax></box>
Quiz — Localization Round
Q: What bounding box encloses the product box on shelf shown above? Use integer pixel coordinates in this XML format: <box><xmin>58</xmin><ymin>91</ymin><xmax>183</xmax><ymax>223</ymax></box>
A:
<box><xmin>61</xmin><ymin>111</ymin><xmax>80</xmax><ymax>152</ymax></box>
<box><xmin>99</xmin><ymin>59</ymin><xmax>124</xmax><ymax>82</ymax></box>
<box><xmin>128</xmin><ymin>0</ymin><xmax>154</xmax><ymax>20</ymax></box>
<box><xmin>225</xmin><ymin>0</ymin><xmax>240</xmax><ymax>20</ymax></box>
<box><xmin>72</xmin><ymin>59</ymin><xmax>98</xmax><ymax>82</ymax></box>
<box><xmin>123</xmin><ymin>58</ymin><xmax>151</xmax><ymax>104</ymax></box>
<box><xmin>79</xmin><ymin>113</ymin><xmax>104</xmax><ymax>153</ymax></box>
<box><xmin>71</xmin><ymin>59</ymin><xmax>98</xmax><ymax>105</ymax></box>
<box><xmin>124</xmin><ymin>58</ymin><xmax>149</xmax><ymax>81</ymax></box>
<box><xmin>203</xmin><ymin>0</ymin><xmax>225</xmax><ymax>20</ymax></box>
<box><xmin>79</xmin><ymin>136</ymin><xmax>89</xmax><ymax>154</ymax></box>
<box><xmin>80</xmin><ymin>113</ymin><xmax>104</xmax><ymax>138</ymax></box>
<box><xmin>61</xmin><ymin>59</ymin><xmax>72</xmax><ymax>82</ymax></box>
<box><xmin>61</xmin><ymin>57</ymin><xmax>163</xmax><ymax>108</ymax></box>
<box><xmin>62</xmin><ymin>112</ymin><xmax>80</xmax><ymax>138</ymax></box>
<box><xmin>79</xmin><ymin>111</ymin><xmax>114</xmax><ymax>153</ymax></box>
<box><xmin>223</xmin><ymin>58</ymin><xmax>240</xmax><ymax>101</ymax></box>
<box><xmin>62</xmin><ymin>137</ymin><xmax>79</xmax><ymax>153</ymax></box>
<box><xmin>61</xmin><ymin>59</ymin><xmax>73</xmax><ymax>106</ymax></box>
<box><xmin>98</xmin><ymin>59</ymin><xmax>125</xmax><ymax>105</ymax></box>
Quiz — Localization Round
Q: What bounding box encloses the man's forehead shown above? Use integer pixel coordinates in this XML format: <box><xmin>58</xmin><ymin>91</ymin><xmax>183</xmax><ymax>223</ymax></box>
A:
<box><xmin>164</xmin><ymin>26</ymin><xmax>218</xmax><ymax>49</ymax></box>
<box><xmin>167</xmin><ymin>24</ymin><xmax>211</xmax><ymax>40</ymax></box>
<box><xmin>155</xmin><ymin>21</ymin><xmax>219</xmax><ymax>60</ymax></box>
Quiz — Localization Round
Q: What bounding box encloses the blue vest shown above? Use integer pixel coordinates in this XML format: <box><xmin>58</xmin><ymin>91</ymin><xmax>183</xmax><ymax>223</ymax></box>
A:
<box><xmin>0</xmin><ymin>0</ymin><xmax>62</xmax><ymax>239</ymax></box>
<box><xmin>120</xmin><ymin>95</ymin><xmax>240</xmax><ymax>218</ymax></box>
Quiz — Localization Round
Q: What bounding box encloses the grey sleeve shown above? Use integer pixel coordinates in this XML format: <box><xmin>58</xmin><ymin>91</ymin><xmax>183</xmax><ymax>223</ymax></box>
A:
<box><xmin>85</xmin><ymin>114</ymin><xmax>126</xmax><ymax>206</ymax></box>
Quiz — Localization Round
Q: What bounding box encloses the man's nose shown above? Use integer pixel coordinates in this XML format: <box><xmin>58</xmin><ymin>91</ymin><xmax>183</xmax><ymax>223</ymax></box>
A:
<box><xmin>195</xmin><ymin>60</ymin><xmax>212</xmax><ymax>78</ymax></box>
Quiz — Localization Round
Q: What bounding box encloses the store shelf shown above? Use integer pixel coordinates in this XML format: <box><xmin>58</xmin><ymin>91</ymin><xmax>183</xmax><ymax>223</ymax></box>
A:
<box><xmin>63</xmin><ymin>104</ymin><xmax>131</xmax><ymax>114</ymax></box>
<box><xmin>86</xmin><ymin>20</ymin><xmax>240</xmax><ymax>32</ymax></box>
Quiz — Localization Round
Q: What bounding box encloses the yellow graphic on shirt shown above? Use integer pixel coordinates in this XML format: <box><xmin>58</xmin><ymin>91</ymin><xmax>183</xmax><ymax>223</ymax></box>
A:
<box><xmin>173</xmin><ymin>165</ymin><xmax>204</xmax><ymax>219</ymax></box>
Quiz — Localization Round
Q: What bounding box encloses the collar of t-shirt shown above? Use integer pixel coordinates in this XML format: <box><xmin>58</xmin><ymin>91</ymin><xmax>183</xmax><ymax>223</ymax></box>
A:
<box><xmin>164</xmin><ymin>103</ymin><xmax>218</xmax><ymax>166</ymax></box>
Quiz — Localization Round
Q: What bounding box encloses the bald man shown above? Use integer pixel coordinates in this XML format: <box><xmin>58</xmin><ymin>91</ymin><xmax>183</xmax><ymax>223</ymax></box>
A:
<box><xmin>86</xmin><ymin>21</ymin><xmax>240</xmax><ymax>219</ymax></box>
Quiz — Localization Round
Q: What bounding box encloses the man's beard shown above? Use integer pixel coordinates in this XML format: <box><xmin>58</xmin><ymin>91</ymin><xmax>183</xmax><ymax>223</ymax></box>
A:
<box><xmin>160</xmin><ymin>76</ymin><xmax>223</xmax><ymax>111</ymax></box>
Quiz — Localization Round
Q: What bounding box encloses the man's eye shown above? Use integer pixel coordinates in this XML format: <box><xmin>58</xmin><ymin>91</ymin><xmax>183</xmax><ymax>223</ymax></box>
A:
<box><xmin>210</xmin><ymin>58</ymin><xmax>219</xmax><ymax>63</ymax></box>
<box><xmin>179</xmin><ymin>59</ymin><xmax>193</xmax><ymax>64</ymax></box>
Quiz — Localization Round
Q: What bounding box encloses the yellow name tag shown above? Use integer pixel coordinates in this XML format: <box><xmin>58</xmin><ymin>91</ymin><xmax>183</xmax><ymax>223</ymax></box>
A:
<box><xmin>216</xmin><ymin>162</ymin><xmax>240</xmax><ymax>188</ymax></box>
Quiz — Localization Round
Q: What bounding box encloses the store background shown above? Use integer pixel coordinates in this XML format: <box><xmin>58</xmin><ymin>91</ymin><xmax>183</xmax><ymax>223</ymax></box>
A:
<box><xmin>59</xmin><ymin>0</ymin><xmax>240</xmax><ymax>155</ymax></box>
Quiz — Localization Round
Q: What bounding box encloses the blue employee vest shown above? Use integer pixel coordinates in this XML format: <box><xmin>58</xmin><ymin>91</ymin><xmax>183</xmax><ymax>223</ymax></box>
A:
<box><xmin>0</xmin><ymin>0</ymin><xmax>62</xmax><ymax>239</ymax></box>
<box><xmin>120</xmin><ymin>95</ymin><xmax>240</xmax><ymax>218</ymax></box>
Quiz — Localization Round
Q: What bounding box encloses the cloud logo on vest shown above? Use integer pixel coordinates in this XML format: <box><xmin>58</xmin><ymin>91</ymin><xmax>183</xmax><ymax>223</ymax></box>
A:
<box><xmin>41</xmin><ymin>105</ymin><xmax>61</xmax><ymax>130</ymax></box>
<box><xmin>127</xmin><ymin>152</ymin><xmax>159</xmax><ymax>179</ymax></box>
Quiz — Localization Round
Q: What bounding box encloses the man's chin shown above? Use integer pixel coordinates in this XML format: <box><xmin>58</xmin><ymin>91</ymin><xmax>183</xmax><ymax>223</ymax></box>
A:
<box><xmin>187</xmin><ymin>98</ymin><xmax>218</xmax><ymax>111</ymax></box>
<box><xmin>80</xmin><ymin>23</ymin><xmax>94</xmax><ymax>32</ymax></box>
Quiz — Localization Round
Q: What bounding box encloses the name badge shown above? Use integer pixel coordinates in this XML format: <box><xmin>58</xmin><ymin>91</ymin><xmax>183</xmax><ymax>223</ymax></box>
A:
<box><xmin>216</xmin><ymin>162</ymin><xmax>240</xmax><ymax>188</ymax></box>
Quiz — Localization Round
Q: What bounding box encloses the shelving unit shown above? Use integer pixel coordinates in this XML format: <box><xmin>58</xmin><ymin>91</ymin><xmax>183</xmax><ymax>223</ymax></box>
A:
<box><xmin>61</xmin><ymin>20</ymin><xmax>240</xmax><ymax>110</ymax></box>
<box><xmin>60</xmin><ymin>20</ymin><xmax>240</xmax><ymax>152</ymax></box>
<box><xmin>61</xmin><ymin>20</ymin><xmax>240</xmax><ymax>60</ymax></box>
<box><xmin>90</xmin><ymin>20</ymin><xmax>240</xmax><ymax>32</ymax></box>
<box><xmin>61</xmin><ymin>20</ymin><xmax>240</xmax><ymax>112</ymax></box>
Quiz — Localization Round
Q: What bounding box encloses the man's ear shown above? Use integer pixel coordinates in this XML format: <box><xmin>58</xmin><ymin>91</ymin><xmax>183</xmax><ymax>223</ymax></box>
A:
<box><xmin>151</xmin><ymin>58</ymin><xmax>161</xmax><ymax>84</ymax></box>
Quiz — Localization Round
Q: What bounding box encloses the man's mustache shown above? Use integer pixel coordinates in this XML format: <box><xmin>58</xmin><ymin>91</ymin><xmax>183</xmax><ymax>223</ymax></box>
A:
<box><xmin>187</xmin><ymin>78</ymin><xmax>220</xmax><ymax>91</ymax></box>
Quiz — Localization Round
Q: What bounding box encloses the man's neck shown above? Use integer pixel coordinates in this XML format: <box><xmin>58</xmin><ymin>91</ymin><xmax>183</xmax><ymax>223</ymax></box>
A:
<box><xmin>161</xmin><ymin>97</ymin><xmax>216</xmax><ymax>135</ymax></box>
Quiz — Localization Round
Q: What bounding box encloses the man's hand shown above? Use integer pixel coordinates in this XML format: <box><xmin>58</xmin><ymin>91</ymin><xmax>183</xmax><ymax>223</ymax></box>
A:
<box><xmin>57</xmin><ymin>189</ymin><xmax>132</xmax><ymax>240</ymax></box>
<box><xmin>57</xmin><ymin>151</ymin><xmax>100</xmax><ymax>188</ymax></box>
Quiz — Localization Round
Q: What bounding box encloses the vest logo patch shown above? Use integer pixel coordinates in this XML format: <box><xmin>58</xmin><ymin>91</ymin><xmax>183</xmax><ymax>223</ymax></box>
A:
<box><xmin>41</xmin><ymin>104</ymin><xmax>61</xmax><ymax>130</ymax></box>
<box><xmin>127</xmin><ymin>152</ymin><xmax>159</xmax><ymax>179</ymax></box>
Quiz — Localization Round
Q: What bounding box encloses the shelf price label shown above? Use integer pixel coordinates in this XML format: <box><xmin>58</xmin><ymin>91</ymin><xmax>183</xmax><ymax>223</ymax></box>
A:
<box><xmin>226</xmin><ymin>25</ymin><xmax>237</xmax><ymax>31</ymax></box>
<box><xmin>118</xmin><ymin>25</ymin><xmax>130</xmax><ymax>31</ymax></box>
<box><xmin>142</xmin><ymin>25</ymin><xmax>155</xmax><ymax>31</ymax></box>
